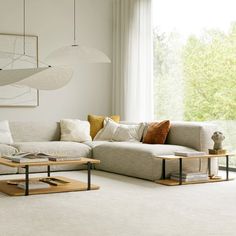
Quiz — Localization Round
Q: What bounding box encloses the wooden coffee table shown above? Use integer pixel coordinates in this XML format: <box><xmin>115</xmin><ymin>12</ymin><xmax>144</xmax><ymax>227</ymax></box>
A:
<box><xmin>0</xmin><ymin>157</ymin><xmax>100</xmax><ymax>196</ymax></box>
<box><xmin>155</xmin><ymin>153</ymin><xmax>235</xmax><ymax>186</ymax></box>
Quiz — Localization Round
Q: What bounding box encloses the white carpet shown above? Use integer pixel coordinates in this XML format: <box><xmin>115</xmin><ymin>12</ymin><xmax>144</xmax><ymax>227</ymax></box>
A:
<box><xmin>0</xmin><ymin>170</ymin><xmax>236</xmax><ymax>236</ymax></box>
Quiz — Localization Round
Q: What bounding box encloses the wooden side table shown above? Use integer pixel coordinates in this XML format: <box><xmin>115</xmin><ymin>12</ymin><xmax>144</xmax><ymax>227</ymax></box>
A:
<box><xmin>155</xmin><ymin>153</ymin><xmax>235</xmax><ymax>186</ymax></box>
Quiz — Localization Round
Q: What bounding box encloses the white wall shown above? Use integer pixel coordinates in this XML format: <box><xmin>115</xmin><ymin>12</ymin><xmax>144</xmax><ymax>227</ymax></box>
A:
<box><xmin>0</xmin><ymin>0</ymin><xmax>113</xmax><ymax>121</ymax></box>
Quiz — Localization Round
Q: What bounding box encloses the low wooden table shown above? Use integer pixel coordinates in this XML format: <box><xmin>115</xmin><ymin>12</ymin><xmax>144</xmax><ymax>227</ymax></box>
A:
<box><xmin>0</xmin><ymin>157</ymin><xmax>100</xmax><ymax>196</ymax></box>
<box><xmin>155</xmin><ymin>153</ymin><xmax>235</xmax><ymax>186</ymax></box>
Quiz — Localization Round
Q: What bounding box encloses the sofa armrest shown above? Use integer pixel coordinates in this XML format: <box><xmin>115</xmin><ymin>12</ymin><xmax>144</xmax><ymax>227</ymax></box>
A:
<box><xmin>166</xmin><ymin>121</ymin><xmax>217</xmax><ymax>152</ymax></box>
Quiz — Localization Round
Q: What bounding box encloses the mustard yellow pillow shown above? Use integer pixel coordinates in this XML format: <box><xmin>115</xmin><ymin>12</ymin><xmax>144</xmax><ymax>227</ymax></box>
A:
<box><xmin>88</xmin><ymin>114</ymin><xmax>120</xmax><ymax>139</ymax></box>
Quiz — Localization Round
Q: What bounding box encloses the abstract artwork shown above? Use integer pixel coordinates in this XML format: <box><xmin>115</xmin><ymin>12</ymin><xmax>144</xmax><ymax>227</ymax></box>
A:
<box><xmin>0</xmin><ymin>33</ymin><xmax>39</xmax><ymax>107</ymax></box>
<box><xmin>0</xmin><ymin>85</ymin><xmax>38</xmax><ymax>107</ymax></box>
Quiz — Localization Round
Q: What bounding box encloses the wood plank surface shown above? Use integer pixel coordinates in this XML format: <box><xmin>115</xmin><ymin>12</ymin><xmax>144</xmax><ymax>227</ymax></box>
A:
<box><xmin>0</xmin><ymin>176</ymin><xmax>99</xmax><ymax>196</ymax></box>
<box><xmin>0</xmin><ymin>157</ymin><xmax>100</xmax><ymax>167</ymax></box>
<box><xmin>155</xmin><ymin>177</ymin><xmax>234</xmax><ymax>186</ymax></box>
<box><xmin>156</xmin><ymin>153</ymin><xmax>235</xmax><ymax>160</ymax></box>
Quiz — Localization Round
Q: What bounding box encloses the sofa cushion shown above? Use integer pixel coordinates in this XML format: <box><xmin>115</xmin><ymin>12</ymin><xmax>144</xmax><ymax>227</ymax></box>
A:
<box><xmin>9</xmin><ymin>121</ymin><xmax>60</xmax><ymax>142</ymax></box>
<box><xmin>93</xmin><ymin>142</ymin><xmax>205</xmax><ymax>180</ymax></box>
<box><xmin>121</xmin><ymin>121</ymin><xmax>217</xmax><ymax>152</ymax></box>
<box><xmin>60</xmin><ymin>119</ymin><xmax>92</xmax><ymax>142</ymax></box>
<box><xmin>88</xmin><ymin>114</ymin><xmax>120</xmax><ymax>139</ymax></box>
<box><xmin>0</xmin><ymin>144</ymin><xmax>18</xmax><ymax>174</ymax></box>
<box><xmin>94</xmin><ymin>118</ymin><xmax>145</xmax><ymax>142</ymax></box>
<box><xmin>0</xmin><ymin>144</ymin><xmax>17</xmax><ymax>156</ymax></box>
<box><xmin>12</xmin><ymin>141</ymin><xmax>91</xmax><ymax>157</ymax></box>
<box><xmin>94</xmin><ymin>142</ymin><xmax>196</xmax><ymax>157</ymax></box>
<box><xmin>166</xmin><ymin>122</ymin><xmax>217</xmax><ymax>151</ymax></box>
<box><xmin>13</xmin><ymin>142</ymin><xmax>91</xmax><ymax>174</ymax></box>
<box><xmin>83</xmin><ymin>141</ymin><xmax>110</xmax><ymax>149</ymax></box>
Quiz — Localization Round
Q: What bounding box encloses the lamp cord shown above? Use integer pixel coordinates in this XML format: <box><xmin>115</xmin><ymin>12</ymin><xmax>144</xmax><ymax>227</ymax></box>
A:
<box><xmin>23</xmin><ymin>0</ymin><xmax>26</xmax><ymax>55</ymax></box>
<box><xmin>0</xmin><ymin>0</ymin><xmax>51</xmax><ymax>70</ymax></box>
<box><xmin>73</xmin><ymin>0</ymin><xmax>76</xmax><ymax>46</ymax></box>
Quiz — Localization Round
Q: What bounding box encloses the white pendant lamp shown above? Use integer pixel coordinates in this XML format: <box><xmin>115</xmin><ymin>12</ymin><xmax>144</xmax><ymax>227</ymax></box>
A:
<box><xmin>0</xmin><ymin>68</ymin><xmax>49</xmax><ymax>86</ymax></box>
<box><xmin>45</xmin><ymin>0</ymin><xmax>111</xmax><ymax>66</ymax></box>
<box><xmin>17</xmin><ymin>67</ymin><xmax>73</xmax><ymax>90</ymax></box>
<box><xmin>0</xmin><ymin>0</ymin><xmax>73</xmax><ymax>90</ymax></box>
<box><xmin>0</xmin><ymin>67</ymin><xmax>73</xmax><ymax>90</ymax></box>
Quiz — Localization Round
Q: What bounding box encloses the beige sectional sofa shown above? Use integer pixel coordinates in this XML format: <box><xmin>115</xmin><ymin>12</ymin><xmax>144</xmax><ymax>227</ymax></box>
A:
<box><xmin>0</xmin><ymin>121</ymin><xmax>217</xmax><ymax>181</ymax></box>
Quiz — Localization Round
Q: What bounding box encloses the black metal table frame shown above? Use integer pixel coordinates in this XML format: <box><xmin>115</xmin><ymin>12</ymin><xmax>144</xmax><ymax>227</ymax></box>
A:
<box><xmin>23</xmin><ymin>162</ymin><xmax>92</xmax><ymax>196</ymax></box>
<box><xmin>161</xmin><ymin>155</ymin><xmax>230</xmax><ymax>185</ymax></box>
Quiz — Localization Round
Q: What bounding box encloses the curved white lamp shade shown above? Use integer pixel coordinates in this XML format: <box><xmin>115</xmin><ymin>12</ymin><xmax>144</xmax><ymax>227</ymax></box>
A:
<box><xmin>45</xmin><ymin>45</ymin><xmax>111</xmax><ymax>66</ymax></box>
<box><xmin>0</xmin><ymin>68</ymin><xmax>48</xmax><ymax>86</ymax></box>
<box><xmin>0</xmin><ymin>67</ymin><xmax>73</xmax><ymax>90</ymax></box>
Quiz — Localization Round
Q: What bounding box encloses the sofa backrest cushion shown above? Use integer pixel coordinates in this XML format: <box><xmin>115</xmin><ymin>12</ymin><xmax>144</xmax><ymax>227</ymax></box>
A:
<box><xmin>165</xmin><ymin>121</ymin><xmax>216</xmax><ymax>151</ymax></box>
<box><xmin>121</xmin><ymin>121</ymin><xmax>217</xmax><ymax>151</ymax></box>
<box><xmin>9</xmin><ymin>121</ymin><xmax>60</xmax><ymax>142</ymax></box>
<box><xmin>8</xmin><ymin>120</ymin><xmax>217</xmax><ymax>151</ymax></box>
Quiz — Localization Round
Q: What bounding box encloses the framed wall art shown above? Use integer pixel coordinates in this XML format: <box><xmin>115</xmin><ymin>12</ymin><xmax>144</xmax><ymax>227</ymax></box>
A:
<box><xmin>0</xmin><ymin>33</ymin><xmax>39</xmax><ymax>107</ymax></box>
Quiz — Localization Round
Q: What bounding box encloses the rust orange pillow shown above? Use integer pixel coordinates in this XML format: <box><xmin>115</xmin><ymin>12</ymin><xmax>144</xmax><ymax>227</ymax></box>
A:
<box><xmin>88</xmin><ymin>114</ymin><xmax>120</xmax><ymax>139</ymax></box>
<box><xmin>142</xmin><ymin>120</ymin><xmax>170</xmax><ymax>144</ymax></box>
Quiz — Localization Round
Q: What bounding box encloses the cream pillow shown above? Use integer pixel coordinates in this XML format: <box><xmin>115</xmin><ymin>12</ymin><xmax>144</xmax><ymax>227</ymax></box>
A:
<box><xmin>94</xmin><ymin>118</ymin><xmax>145</xmax><ymax>142</ymax></box>
<box><xmin>0</xmin><ymin>120</ymin><xmax>13</xmax><ymax>144</ymax></box>
<box><xmin>93</xmin><ymin>118</ymin><xmax>118</xmax><ymax>141</ymax></box>
<box><xmin>60</xmin><ymin>119</ymin><xmax>92</xmax><ymax>142</ymax></box>
<box><xmin>112</xmin><ymin>123</ymin><xmax>145</xmax><ymax>142</ymax></box>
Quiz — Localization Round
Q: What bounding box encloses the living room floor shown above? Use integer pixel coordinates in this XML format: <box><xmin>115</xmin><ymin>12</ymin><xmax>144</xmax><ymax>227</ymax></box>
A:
<box><xmin>0</xmin><ymin>170</ymin><xmax>235</xmax><ymax>236</ymax></box>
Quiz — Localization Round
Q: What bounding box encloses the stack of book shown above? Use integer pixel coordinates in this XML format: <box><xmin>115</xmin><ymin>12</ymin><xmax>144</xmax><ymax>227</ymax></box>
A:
<box><xmin>170</xmin><ymin>172</ymin><xmax>209</xmax><ymax>182</ymax></box>
<box><xmin>48</xmin><ymin>156</ymin><xmax>81</xmax><ymax>161</ymax></box>
<box><xmin>3</xmin><ymin>152</ymin><xmax>81</xmax><ymax>163</ymax></box>
<box><xmin>174</xmin><ymin>151</ymin><xmax>206</xmax><ymax>157</ymax></box>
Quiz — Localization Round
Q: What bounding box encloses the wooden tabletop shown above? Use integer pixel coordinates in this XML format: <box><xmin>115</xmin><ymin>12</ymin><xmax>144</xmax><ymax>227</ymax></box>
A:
<box><xmin>0</xmin><ymin>157</ymin><xmax>100</xmax><ymax>168</ymax></box>
<box><xmin>156</xmin><ymin>153</ymin><xmax>235</xmax><ymax>160</ymax></box>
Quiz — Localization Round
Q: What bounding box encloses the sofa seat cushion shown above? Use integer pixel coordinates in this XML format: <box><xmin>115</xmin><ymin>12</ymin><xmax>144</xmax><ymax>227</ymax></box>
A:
<box><xmin>93</xmin><ymin>142</ymin><xmax>196</xmax><ymax>157</ymax></box>
<box><xmin>0</xmin><ymin>144</ymin><xmax>18</xmax><ymax>174</ymax></box>
<box><xmin>12</xmin><ymin>141</ymin><xmax>91</xmax><ymax>157</ymax></box>
<box><xmin>0</xmin><ymin>144</ymin><xmax>17</xmax><ymax>156</ymax></box>
<box><xmin>13</xmin><ymin>141</ymin><xmax>92</xmax><ymax>174</ymax></box>
<box><xmin>93</xmin><ymin>142</ymin><xmax>209</xmax><ymax>180</ymax></box>
<box><xmin>83</xmin><ymin>141</ymin><xmax>110</xmax><ymax>149</ymax></box>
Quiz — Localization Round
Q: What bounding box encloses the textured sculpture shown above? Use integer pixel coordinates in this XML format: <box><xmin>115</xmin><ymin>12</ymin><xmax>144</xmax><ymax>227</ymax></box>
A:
<box><xmin>209</xmin><ymin>131</ymin><xmax>226</xmax><ymax>154</ymax></box>
<box><xmin>211</xmin><ymin>131</ymin><xmax>225</xmax><ymax>150</ymax></box>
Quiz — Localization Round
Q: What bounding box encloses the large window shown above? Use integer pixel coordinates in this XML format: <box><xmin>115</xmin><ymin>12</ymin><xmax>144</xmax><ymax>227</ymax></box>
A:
<box><xmin>152</xmin><ymin>0</ymin><xmax>236</xmax><ymax>166</ymax></box>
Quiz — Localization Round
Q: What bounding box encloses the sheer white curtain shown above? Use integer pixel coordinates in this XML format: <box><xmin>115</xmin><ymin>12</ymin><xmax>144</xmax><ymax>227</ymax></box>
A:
<box><xmin>112</xmin><ymin>0</ymin><xmax>153</xmax><ymax>121</ymax></box>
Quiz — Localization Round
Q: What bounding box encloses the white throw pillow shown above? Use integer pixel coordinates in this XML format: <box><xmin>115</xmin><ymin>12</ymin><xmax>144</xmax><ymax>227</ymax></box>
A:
<box><xmin>60</xmin><ymin>119</ymin><xmax>92</xmax><ymax>142</ymax></box>
<box><xmin>112</xmin><ymin>123</ymin><xmax>145</xmax><ymax>142</ymax></box>
<box><xmin>94</xmin><ymin>118</ymin><xmax>145</xmax><ymax>142</ymax></box>
<box><xmin>93</xmin><ymin>118</ymin><xmax>118</xmax><ymax>141</ymax></box>
<box><xmin>0</xmin><ymin>120</ymin><xmax>13</xmax><ymax>144</ymax></box>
